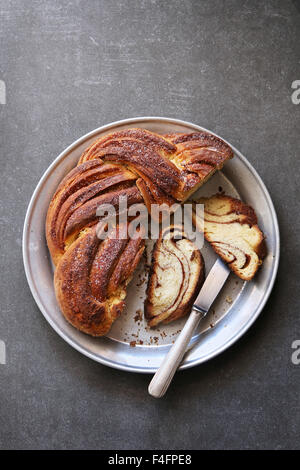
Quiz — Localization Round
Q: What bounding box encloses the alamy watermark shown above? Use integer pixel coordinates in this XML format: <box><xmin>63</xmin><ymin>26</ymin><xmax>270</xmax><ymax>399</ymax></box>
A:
<box><xmin>291</xmin><ymin>80</ymin><xmax>300</xmax><ymax>105</ymax></box>
<box><xmin>0</xmin><ymin>340</ymin><xmax>6</xmax><ymax>364</ymax></box>
<box><xmin>0</xmin><ymin>80</ymin><xmax>6</xmax><ymax>104</ymax></box>
<box><xmin>95</xmin><ymin>197</ymin><xmax>204</xmax><ymax>249</ymax></box>
<box><xmin>291</xmin><ymin>340</ymin><xmax>300</xmax><ymax>365</ymax></box>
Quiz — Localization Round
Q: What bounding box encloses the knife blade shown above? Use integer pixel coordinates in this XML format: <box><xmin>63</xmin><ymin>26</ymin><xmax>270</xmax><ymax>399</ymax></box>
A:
<box><xmin>192</xmin><ymin>258</ymin><xmax>231</xmax><ymax>316</ymax></box>
<box><xmin>148</xmin><ymin>258</ymin><xmax>231</xmax><ymax>398</ymax></box>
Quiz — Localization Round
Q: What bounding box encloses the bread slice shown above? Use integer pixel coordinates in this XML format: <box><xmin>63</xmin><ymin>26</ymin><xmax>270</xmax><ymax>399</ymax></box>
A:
<box><xmin>145</xmin><ymin>225</ymin><xmax>205</xmax><ymax>327</ymax></box>
<box><xmin>193</xmin><ymin>194</ymin><xmax>266</xmax><ymax>281</ymax></box>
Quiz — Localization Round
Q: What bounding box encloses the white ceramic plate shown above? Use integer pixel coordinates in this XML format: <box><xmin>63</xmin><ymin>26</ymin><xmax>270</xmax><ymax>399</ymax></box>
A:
<box><xmin>23</xmin><ymin>117</ymin><xmax>280</xmax><ymax>373</ymax></box>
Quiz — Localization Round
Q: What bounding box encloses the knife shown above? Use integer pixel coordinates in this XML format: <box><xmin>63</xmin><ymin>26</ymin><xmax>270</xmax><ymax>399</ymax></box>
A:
<box><xmin>148</xmin><ymin>258</ymin><xmax>230</xmax><ymax>398</ymax></box>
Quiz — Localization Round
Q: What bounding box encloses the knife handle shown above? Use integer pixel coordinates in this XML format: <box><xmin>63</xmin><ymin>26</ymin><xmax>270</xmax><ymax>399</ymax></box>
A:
<box><xmin>148</xmin><ymin>308</ymin><xmax>205</xmax><ymax>398</ymax></box>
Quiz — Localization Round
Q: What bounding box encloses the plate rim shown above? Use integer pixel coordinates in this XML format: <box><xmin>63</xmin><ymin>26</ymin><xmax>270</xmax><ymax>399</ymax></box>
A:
<box><xmin>23</xmin><ymin>116</ymin><xmax>280</xmax><ymax>373</ymax></box>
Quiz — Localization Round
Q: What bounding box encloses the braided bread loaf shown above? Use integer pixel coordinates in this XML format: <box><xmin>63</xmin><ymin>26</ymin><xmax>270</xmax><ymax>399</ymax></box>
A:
<box><xmin>46</xmin><ymin>128</ymin><xmax>233</xmax><ymax>336</ymax></box>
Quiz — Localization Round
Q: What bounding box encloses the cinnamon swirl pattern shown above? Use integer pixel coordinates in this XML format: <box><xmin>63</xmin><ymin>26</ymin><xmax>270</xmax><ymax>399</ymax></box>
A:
<box><xmin>46</xmin><ymin>128</ymin><xmax>233</xmax><ymax>336</ymax></box>
<box><xmin>145</xmin><ymin>226</ymin><xmax>205</xmax><ymax>327</ymax></box>
<box><xmin>192</xmin><ymin>194</ymin><xmax>266</xmax><ymax>281</ymax></box>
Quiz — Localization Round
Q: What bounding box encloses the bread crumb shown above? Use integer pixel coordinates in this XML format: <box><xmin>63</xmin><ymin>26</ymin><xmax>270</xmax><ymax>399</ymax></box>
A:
<box><xmin>226</xmin><ymin>295</ymin><xmax>233</xmax><ymax>304</ymax></box>
<box><xmin>134</xmin><ymin>309</ymin><xmax>143</xmax><ymax>322</ymax></box>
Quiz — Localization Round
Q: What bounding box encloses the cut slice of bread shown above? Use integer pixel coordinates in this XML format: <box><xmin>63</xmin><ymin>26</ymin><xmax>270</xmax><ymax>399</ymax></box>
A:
<box><xmin>145</xmin><ymin>225</ymin><xmax>205</xmax><ymax>327</ymax></box>
<box><xmin>193</xmin><ymin>194</ymin><xmax>266</xmax><ymax>281</ymax></box>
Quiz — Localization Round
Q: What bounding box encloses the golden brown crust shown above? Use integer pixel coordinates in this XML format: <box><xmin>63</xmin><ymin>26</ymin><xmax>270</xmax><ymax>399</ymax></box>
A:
<box><xmin>192</xmin><ymin>194</ymin><xmax>266</xmax><ymax>281</ymax></box>
<box><xmin>46</xmin><ymin>160</ymin><xmax>141</xmax><ymax>265</ymax></box>
<box><xmin>145</xmin><ymin>225</ymin><xmax>205</xmax><ymax>327</ymax></box>
<box><xmin>47</xmin><ymin>128</ymin><xmax>233</xmax><ymax>336</ymax></box>
<box><xmin>165</xmin><ymin>131</ymin><xmax>234</xmax><ymax>198</ymax></box>
<box><xmin>78</xmin><ymin>128</ymin><xmax>233</xmax><ymax>202</ymax></box>
<box><xmin>54</xmin><ymin>224</ymin><xmax>145</xmax><ymax>336</ymax></box>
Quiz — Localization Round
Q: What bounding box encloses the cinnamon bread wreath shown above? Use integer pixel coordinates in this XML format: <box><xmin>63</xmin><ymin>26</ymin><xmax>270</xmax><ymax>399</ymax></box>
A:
<box><xmin>46</xmin><ymin>128</ymin><xmax>233</xmax><ymax>336</ymax></box>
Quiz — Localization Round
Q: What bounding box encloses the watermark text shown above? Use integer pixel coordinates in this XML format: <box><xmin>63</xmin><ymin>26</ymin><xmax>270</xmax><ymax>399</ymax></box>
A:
<box><xmin>291</xmin><ymin>340</ymin><xmax>300</xmax><ymax>365</ymax></box>
<box><xmin>291</xmin><ymin>80</ymin><xmax>300</xmax><ymax>104</ymax></box>
<box><xmin>95</xmin><ymin>198</ymin><xmax>204</xmax><ymax>249</ymax></box>
<box><xmin>0</xmin><ymin>80</ymin><xmax>6</xmax><ymax>104</ymax></box>
<box><xmin>0</xmin><ymin>340</ymin><xmax>6</xmax><ymax>364</ymax></box>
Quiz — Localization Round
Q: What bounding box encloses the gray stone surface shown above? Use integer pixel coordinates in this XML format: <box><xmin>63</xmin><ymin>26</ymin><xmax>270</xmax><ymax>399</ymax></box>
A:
<box><xmin>0</xmin><ymin>0</ymin><xmax>299</xmax><ymax>450</ymax></box>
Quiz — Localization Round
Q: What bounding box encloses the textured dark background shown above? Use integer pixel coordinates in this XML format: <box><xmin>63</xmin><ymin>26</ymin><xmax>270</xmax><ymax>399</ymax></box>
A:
<box><xmin>0</xmin><ymin>0</ymin><xmax>299</xmax><ymax>450</ymax></box>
